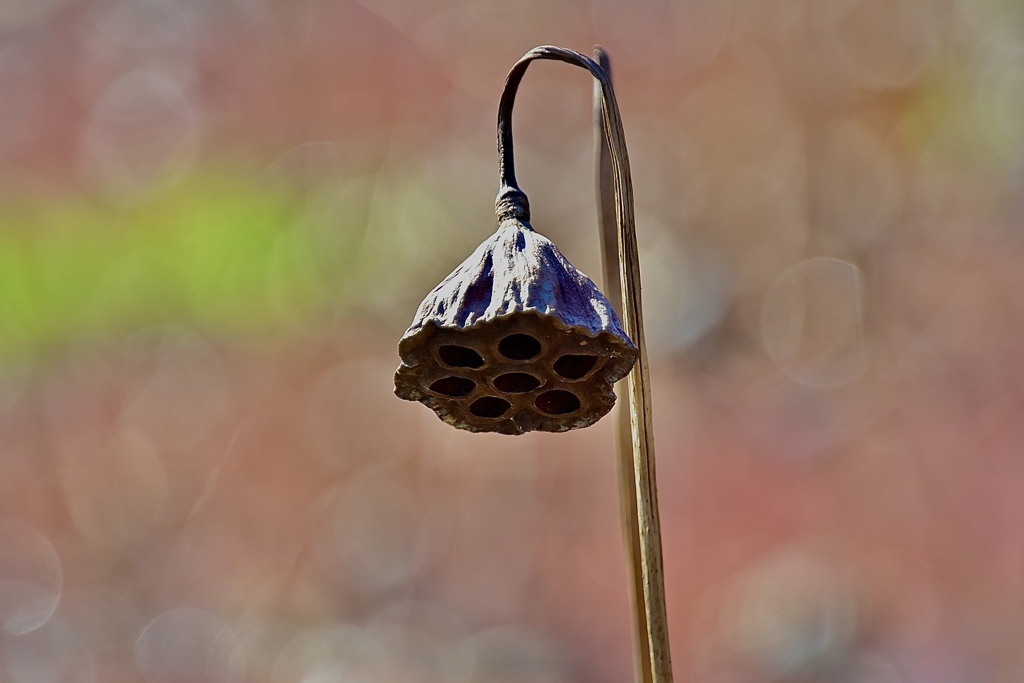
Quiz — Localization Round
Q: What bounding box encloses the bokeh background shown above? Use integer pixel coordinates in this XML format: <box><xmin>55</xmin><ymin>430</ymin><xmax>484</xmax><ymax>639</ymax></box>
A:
<box><xmin>2</xmin><ymin>0</ymin><xmax>1024</xmax><ymax>681</ymax></box>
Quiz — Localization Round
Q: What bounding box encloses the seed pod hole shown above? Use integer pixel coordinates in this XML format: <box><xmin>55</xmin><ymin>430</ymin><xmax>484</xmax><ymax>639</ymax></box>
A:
<box><xmin>493</xmin><ymin>372</ymin><xmax>541</xmax><ymax>393</ymax></box>
<box><xmin>553</xmin><ymin>354</ymin><xmax>599</xmax><ymax>380</ymax></box>
<box><xmin>438</xmin><ymin>345</ymin><xmax>485</xmax><ymax>368</ymax></box>
<box><xmin>498</xmin><ymin>334</ymin><xmax>541</xmax><ymax>360</ymax></box>
<box><xmin>429</xmin><ymin>377</ymin><xmax>476</xmax><ymax>397</ymax></box>
<box><xmin>469</xmin><ymin>396</ymin><xmax>512</xmax><ymax>418</ymax></box>
<box><xmin>535</xmin><ymin>390</ymin><xmax>581</xmax><ymax>415</ymax></box>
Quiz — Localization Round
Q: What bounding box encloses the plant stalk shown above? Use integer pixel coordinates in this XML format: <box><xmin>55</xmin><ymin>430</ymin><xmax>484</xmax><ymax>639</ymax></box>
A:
<box><xmin>496</xmin><ymin>44</ymin><xmax>673</xmax><ymax>683</ymax></box>
<box><xmin>593</xmin><ymin>48</ymin><xmax>654</xmax><ymax>683</ymax></box>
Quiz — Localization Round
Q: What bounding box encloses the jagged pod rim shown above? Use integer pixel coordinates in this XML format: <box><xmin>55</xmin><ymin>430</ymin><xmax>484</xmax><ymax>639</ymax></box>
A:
<box><xmin>394</xmin><ymin>218</ymin><xmax>638</xmax><ymax>434</ymax></box>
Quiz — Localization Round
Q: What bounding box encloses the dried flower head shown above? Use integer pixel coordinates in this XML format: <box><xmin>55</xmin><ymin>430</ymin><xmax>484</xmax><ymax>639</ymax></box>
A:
<box><xmin>395</xmin><ymin>44</ymin><xmax>640</xmax><ymax>435</ymax></box>
<box><xmin>394</xmin><ymin>190</ymin><xmax>637</xmax><ymax>434</ymax></box>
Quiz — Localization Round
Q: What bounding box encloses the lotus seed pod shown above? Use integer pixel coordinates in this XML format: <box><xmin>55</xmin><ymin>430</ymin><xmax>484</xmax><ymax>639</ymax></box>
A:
<box><xmin>394</xmin><ymin>214</ymin><xmax>638</xmax><ymax>435</ymax></box>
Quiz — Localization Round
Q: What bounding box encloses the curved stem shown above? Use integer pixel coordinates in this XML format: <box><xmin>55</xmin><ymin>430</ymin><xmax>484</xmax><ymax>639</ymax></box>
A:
<box><xmin>495</xmin><ymin>46</ymin><xmax>613</xmax><ymax>223</ymax></box>
<box><xmin>497</xmin><ymin>46</ymin><xmax>674</xmax><ymax>683</ymax></box>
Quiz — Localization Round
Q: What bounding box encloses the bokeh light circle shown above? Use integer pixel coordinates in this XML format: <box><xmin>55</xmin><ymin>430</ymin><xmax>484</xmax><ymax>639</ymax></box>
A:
<box><xmin>272</xmin><ymin>625</ymin><xmax>389</xmax><ymax>683</ymax></box>
<box><xmin>121</xmin><ymin>326</ymin><xmax>228</xmax><ymax>451</ymax></box>
<box><xmin>1</xmin><ymin>616</ymin><xmax>96</xmax><ymax>683</ymax></box>
<box><xmin>79</xmin><ymin>68</ymin><xmax>201</xmax><ymax>204</ymax></box>
<box><xmin>762</xmin><ymin>258</ymin><xmax>867</xmax><ymax>387</ymax></box>
<box><xmin>135</xmin><ymin>608</ymin><xmax>244</xmax><ymax>683</ymax></box>
<box><xmin>0</xmin><ymin>518</ymin><xmax>62</xmax><ymax>636</ymax></box>
<box><xmin>308</xmin><ymin>360</ymin><xmax>419</xmax><ymax>472</ymax></box>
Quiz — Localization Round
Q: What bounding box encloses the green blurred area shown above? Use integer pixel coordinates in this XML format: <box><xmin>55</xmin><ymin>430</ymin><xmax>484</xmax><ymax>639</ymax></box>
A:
<box><xmin>0</xmin><ymin>174</ymin><xmax>294</xmax><ymax>357</ymax></box>
<box><xmin>0</xmin><ymin>169</ymin><xmax>465</xmax><ymax>364</ymax></box>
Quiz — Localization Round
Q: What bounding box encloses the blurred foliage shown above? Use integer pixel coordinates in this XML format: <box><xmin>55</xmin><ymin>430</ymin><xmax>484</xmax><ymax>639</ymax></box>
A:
<box><xmin>905</xmin><ymin>59</ymin><xmax>1024</xmax><ymax>167</ymax></box>
<box><xmin>0</xmin><ymin>170</ymin><xmax>466</xmax><ymax>364</ymax></box>
<box><xmin>0</xmin><ymin>173</ymin><xmax>300</xmax><ymax>356</ymax></box>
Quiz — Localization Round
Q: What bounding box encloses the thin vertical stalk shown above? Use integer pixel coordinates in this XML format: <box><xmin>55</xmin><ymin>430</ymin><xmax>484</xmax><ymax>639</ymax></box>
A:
<box><xmin>496</xmin><ymin>45</ymin><xmax>673</xmax><ymax>683</ymax></box>
<box><xmin>593</xmin><ymin>48</ymin><xmax>653</xmax><ymax>683</ymax></box>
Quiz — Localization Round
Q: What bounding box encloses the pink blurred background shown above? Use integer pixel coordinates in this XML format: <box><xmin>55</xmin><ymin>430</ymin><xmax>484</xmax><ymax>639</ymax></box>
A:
<box><xmin>2</xmin><ymin>1</ymin><xmax>1024</xmax><ymax>681</ymax></box>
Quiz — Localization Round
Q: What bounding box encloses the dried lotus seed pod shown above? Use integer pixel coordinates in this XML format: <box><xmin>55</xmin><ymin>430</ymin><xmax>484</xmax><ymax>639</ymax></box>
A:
<box><xmin>394</xmin><ymin>209</ymin><xmax>638</xmax><ymax>435</ymax></box>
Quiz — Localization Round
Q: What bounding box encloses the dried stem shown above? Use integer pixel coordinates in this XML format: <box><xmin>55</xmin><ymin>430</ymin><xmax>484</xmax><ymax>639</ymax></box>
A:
<box><xmin>593</xmin><ymin>49</ymin><xmax>654</xmax><ymax>683</ymax></box>
<box><xmin>496</xmin><ymin>45</ymin><xmax>673</xmax><ymax>683</ymax></box>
